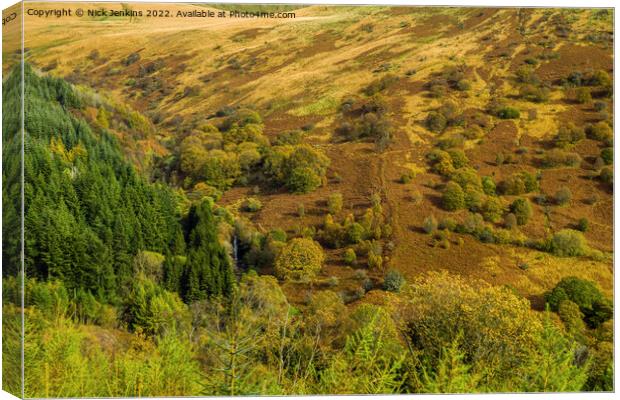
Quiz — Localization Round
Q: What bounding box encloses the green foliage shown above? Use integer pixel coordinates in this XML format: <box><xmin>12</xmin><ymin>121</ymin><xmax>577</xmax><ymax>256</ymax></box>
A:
<box><xmin>599</xmin><ymin>167</ymin><xmax>613</xmax><ymax>186</ymax></box>
<box><xmin>481</xmin><ymin>196</ymin><xmax>505</xmax><ymax>223</ymax></box>
<box><xmin>577</xmin><ymin>218</ymin><xmax>589</xmax><ymax>232</ymax></box>
<box><xmin>574</xmin><ymin>87</ymin><xmax>592</xmax><ymax>104</ymax></box>
<box><xmin>586</xmin><ymin>121</ymin><xmax>613</xmax><ymax>144</ymax></box>
<box><xmin>426</xmin><ymin>112</ymin><xmax>447</xmax><ymax>133</ymax></box>
<box><xmin>274</xmin><ymin>238</ymin><xmax>325</xmax><ymax>281</ymax></box>
<box><xmin>124</xmin><ymin>276</ymin><xmax>189</xmax><ymax>335</ymax></box>
<box><xmin>264</xmin><ymin>145</ymin><xmax>329</xmax><ymax>194</ymax></box>
<box><xmin>343</xmin><ymin>248</ymin><xmax>357</xmax><ymax>265</ymax></box>
<box><xmin>4</xmin><ymin>64</ymin><xmax>182</xmax><ymax>303</ymax></box>
<box><xmin>403</xmin><ymin>272</ymin><xmax>543</xmax><ymax>389</ymax></box>
<box><xmin>383</xmin><ymin>270</ymin><xmax>405</xmax><ymax>293</ymax></box>
<box><xmin>499</xmin><ymin>172</ymin><xmax>538</xmax><ymax>195</ymax></box>
<box><xmin>182</xmin><ymin>201</ymin><xmax>235</xmax><ymax>302</ymax></box>
<box><xmin>481</xmin><ymin>176</ymin><xmax>496</xmax><ymax>195</ymax></box>
<box><xmin>545</xmin><ymin>276</ymin><xmax>612</xmax><ymax>328</ymax></box>
<box><xmin>328</xmin><ymin>192</ymin><xmax>344</xmax><ymax>214</ymax></box>
<box><xmin>519</xmin><ymin>84</ymin><xmax>550</xmax><ymax>103</ymax></box>
<box><xmin>510</xmin><ymin>198</ymin><xmax>532</xmax><ymax>225</ymax></box>
<box><xmin>242</xmin><ymin>197</ymin><xmax>263</xmax><ymax>212</ymax></box>
<box><xmin>346</xmin><ymin>222</ymin><xmax>365</xmax><ymax>244</ymax></box>
<box><xmin>448</xmin><ymin>149</ymin><xmax>469</xmax><ymax>169</ymax></box>
<box><xmin>363</xmin><ymin>74</ymin><xmax>398</xmax><ymax>96</ymax></box>
<box><xmin>600</xmin><ymin>147</ymin><xmax>613</xmax><ymax>165</ymax></box>
<box><xmin>540</xmin><ymin>149</ymin><xmax>582</xmax><ymax>168</ymax></box>
<box><xmin>517</xmin><ymin>313</ymin><xmax>588</xmax><ymax>392</ymax></box>
<box><xmin>516</xmin><ymin>66</ymin><xmax>539</xmax><ymax>84</ymax></box>
<box><xmin>418</xmin><ymin>336</ymin><xmax>480</xmax><ymax>393</ymax></box>
<box><xmin>317</xmin><ymin>310</ymin><xmax>405</xmax><ymax>394</ymax></box>
<box><xmin>555</xmin><ymin>123</ymin><xmax>585</xmax><ymax>148</ymax></box>
<box><xmin>548</xmin><ymin>229</ymin><xmax>588</xmax><ymax>257</ymax></box>
<box><xmin>558</xmin><ymin>300</ymin><xmax>587</xmax><ymax>342</ymax></box>
<box><xmin>442</xmin><ymin>182</ymin><xmax>466</xmax><ymax>211</ymax></box>
<box><xmin>495</xmin><ymin>106</ymin><xmax>520</xmax><ymax>119</ymax></box>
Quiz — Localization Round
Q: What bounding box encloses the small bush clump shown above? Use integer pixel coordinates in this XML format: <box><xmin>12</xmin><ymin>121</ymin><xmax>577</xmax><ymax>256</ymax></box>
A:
<box><xmin>383</xmin><ymin>270</ymin><xmax>405</xmax><ymax>293</ymax></box>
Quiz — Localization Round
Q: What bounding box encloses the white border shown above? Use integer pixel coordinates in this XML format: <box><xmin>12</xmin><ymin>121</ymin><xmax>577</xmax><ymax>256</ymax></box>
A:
<box><xmin>0</xmin><ymin>1</ymin><xmax>617</xmax><ymax>400</ymax></box>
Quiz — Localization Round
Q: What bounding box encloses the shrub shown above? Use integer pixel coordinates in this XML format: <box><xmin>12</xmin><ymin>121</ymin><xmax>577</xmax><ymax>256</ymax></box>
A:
<box><xmin>368</xmin><ymin>253</ymin><xmax>383</xmax><ymax>270</ymax></box>
<box><xmin>519</xmin><ymin>84</ymin><xmax>550</xmax><ymax>103</ymax></box>
<box><xmin>541</xmin><ymin>149</ymin><xmax>582</xmax><ymax>168</ymax></box>
<box><xmin>555</xmin><ymin>187</ymin><xmax>572</xmax><ymax>206</ymax></box>
<box><xmin>456</xmin><ymin>79</ymin><xmax>472</xmax><ymax>91</ymax></box>
<box><xmin>452</xmin><ymin>167</ymin><xmax>482</xmax><ymax>189</ymax></box>
<box><xmin>428</xmin><ymin>149</ymin><xmax>455</xmax><ymax>176</ymax></box>
<box><xmin>463</xmin><ymin>124</ymin><xmax>484</xmax><ymax>139</ymax></box>
<box><xmin>426</xmin><ymin>111</ymin><xmax>448</xmax><ymax>133</ymax></box>
<box><xmin>363</xmin><ymin>74</ymin><xmax>398</xmax><ymax>96</ymax></box>
<box><xmin>354</xmin><ymin>269</ymin><xmax>368</xmax><ymax>280</ymax></box>
<box><xmin>510</xmin><ymin>198</ymin><xmax>533</xmax><ymax>225</ymax></box>
<box><xmin>437</xmin><ymin>134</ymin><xmax>465</xmax><ymax>150</ymax></box>
<box><xmin>504</xmin><ymin>213</ymin><xmax>518</xmax><ymax>229</ymax></box>
<box><xmin>328</xmin><ymin>192</ymin><xmax>344</xmax><ymax>214</ymax></box>
<box><xmin>343</xmin><ymin>248</ymin><xmax>357</xmax><ymax>265</ymax></box>
<box><xmin>481</xmin><ymin>176</ymin><xmax>496</xmax><ymax>195</ymax></box>
<box><xmin>274</xmin><ymin>130</ymin><xmax>303</xmax><ymax>146</ymax></box>
<box><xmin>587</xmin><ymin>70</ymin><xmax>611</xmax><ymax>86</ymax></box>
<box><xmin>516</xmin><ymin>66</ymin><xmax>539</xmax><ymax>84</ymax></box>
<box><xmin>575</xmin><ymin>87</ymin><xmax>592</xmax><ymax>104</ymax></box>
<box><xmin>297</xmin><ymin>203</ymin><xmax>305</xmax><ymax>218</ymax></box>
<box><xmin>549</xmin><ymin>229</ymin><xmax>587</xmax><ymax>257</ymax></box>
<box><xmin>269</xmin><ymin>229</ymin><xmax>288</xmax><ymax>243</ymax></box>
<box><xmin>286</xmin><ymin>167</ymin><xmax>322</xmax><ymax>194</ymax></box>
<box><xmin>400</xmin><ymin>170</ymin><xmax>414</xmax><ymax>183</ymax></box>
<box><xmin>383</xmin><ymin>270</ymin><xmax>405</xmax><ymax>293</ymax></box>
<box><xmin>448</xmin><ymin>149</ymin><xmax>469</xmax><ymax>169</ymax></box>
<box><xmin>577</xmin><ymin>218</ymin><xmax>589</xmax><ymax>232</ymax></box>
<box><xmin>586</xmin><ymin>122</ymin><xmax>613</xmax><ymax>144</ymax></box>
<box><xmin>555</xmin><ymin>123</ymin><xmax>585</xmax><ymax>148</ymax></box>
<box><xmin>600</xmin><ymin>148</ymin><xmax>613</xmax><ymax>165</ymax></box>
<box><xmin>496</xmin><ymin>107</ymin><xmax>520</xmax><ymax>119</ymax></box>
<box><xmin>122</xmin><ymin>52</ymin><xmax>140</xmax><ymax>66</ymax></box>
<box><xmin>594</xmin><ymin>101</ymin><xmax>607</xmax><ymax>112</ymax></box>
<box><xmin>495</xmin><ymin>153</ymin><xmax>505</xmax><ymax>166</ymax></box>
<box><xmin>438</xmin><ymin>217</ymin><xmax>457</xmax><ymax>231</ymax></box>
<box><xmin>242</xmin><ymin>197</ymin><xmax>262</xmax><ymax>212</ymax></box>
<box><xmin>325</xmin><ymin>276</ymin><xmax>340</xmax><ymax>288</ymax></box>
<box><xmin>545</xmin><ymin>276</ymin><xmax>612</xmax><ymax>327</ymax></box>
<box><xmin>274</xmin><ymin>238</ymin><xmax>325</xmax><ymax>281</ymax></box>
<box><xmin>346</xmin><ymin>222</ymin><xmax>365</xmax><ymax>244</ymax></box>
<box><xmin>423</xmin><ymin>215</ymin><xmax>438</xmax><ymax>234</ymax></box>
<box><xmin>442</xmin><ymin>182</ymin><xmax>466</xmax><ymax>211</ymax></box>
<box><xmin>482</xmin><ymin>196</ymin><xmax>504</xmax><ymax>223</ymax></box>
<box><xmin>465</xmin><ymin>187</ymin><xmax>485</xmax><ymax>212</ymax></box>
<box><xmin>438</xmin><ymin>101</ymin><xmax>462</xmax><ymax>123</ymax></box>
<box><xmin>599</xmin><ymin>167</ymin><xmax>613</xmax><ymax>185</ymax></box>
<box><xmin>499</xmin><ymin>174</ymin><xmax>526</xmax><ymax>195</ymax></box>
